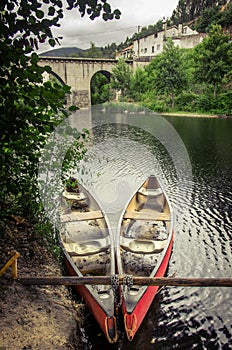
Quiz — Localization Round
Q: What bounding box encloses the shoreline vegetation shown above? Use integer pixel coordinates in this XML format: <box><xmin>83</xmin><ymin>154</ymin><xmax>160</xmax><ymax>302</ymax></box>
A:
<box><xmin>160</xmin><ymin>112</ymin><xmax>232</xmax><ymax>118</ymax></box>
<box><xmin>101</xmin><ymin>102</ymin><xmax>232</xmax><ymax>118</ymax></box>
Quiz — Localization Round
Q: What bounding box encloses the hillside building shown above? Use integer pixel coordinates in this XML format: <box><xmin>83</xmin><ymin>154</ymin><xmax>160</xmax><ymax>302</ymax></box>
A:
<box><xmin>115</xmin><ymin>44</ymin><xmax>134</xmax><ymax>59</ymax></box>
<box><xmin>116</xmin><ymin>23</ymin><xmax>206</xmax><ymax>62</ymax></box>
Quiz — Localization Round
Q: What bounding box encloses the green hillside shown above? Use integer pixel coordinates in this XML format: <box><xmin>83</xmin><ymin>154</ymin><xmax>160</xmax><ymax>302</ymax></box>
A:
<box><xmin>40</xmin><ymin>47</ymin><xmax>84</xmax><ymax>57</ymax></box>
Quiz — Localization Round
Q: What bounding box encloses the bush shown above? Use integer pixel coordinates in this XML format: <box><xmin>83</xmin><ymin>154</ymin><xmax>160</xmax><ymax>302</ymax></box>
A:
<box><xmin>173</xmin><ymin>90</ymin><xmax>232</xmax><ymax>116</ymax></box>
<box><xmin>194</xmin><ymin>93</ymin><xmax>216</xmax><ymax>113</ymax></box>
<box><xmin>140</xmin><ymin>97</ymin><xmax>171</xmax><ymax>113</ymax></box>
<box><xmin>175</xmin><ymin>91</ymin><xmax>198</xmax><ymax>112</ymax></box>
<box><xmin>215</xmin><ymin>91</ymin><xmax>232</xmax><ymax>115</ymax></box>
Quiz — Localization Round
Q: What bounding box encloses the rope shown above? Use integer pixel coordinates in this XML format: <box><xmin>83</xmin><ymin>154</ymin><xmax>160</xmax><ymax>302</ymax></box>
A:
<box><xmin>123</xmin><ymin>274</ymin><xmax>133</xmax><ymax>291</ymax></box>
<box><xmin>124</xmin><ymin>314</ymin><xmax>137</xmax><ymax>338</ymax></box>
<box><xmin>104</xmin><ymin>316</ymin><xmax>118</xmax><ymax>343</ymax></box>
<box><xmin>110</xmin><ymin>274</ymin><xmax>122</xmax><ymax>308</ymax></box>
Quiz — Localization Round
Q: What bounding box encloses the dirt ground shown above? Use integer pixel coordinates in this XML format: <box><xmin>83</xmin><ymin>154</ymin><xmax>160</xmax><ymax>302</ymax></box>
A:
<box><xmin>0</xmin><ymin>218</ymin><xmax>83</xmax><ymax>350</ymax></box>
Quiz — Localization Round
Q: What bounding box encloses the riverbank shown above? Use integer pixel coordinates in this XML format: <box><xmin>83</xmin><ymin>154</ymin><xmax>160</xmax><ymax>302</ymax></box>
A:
<box><xmin>160</xmin><ymin>112</ymin><xmax>231</xmax><ymax>118</ymax></box>
<box><xmin>103</xmin><ymin>103</ymin><xmax>231</xmax><ymax>118</ymax></box>
<box><xmin>0</xmin><ymin>219</ymin><xmax>82</xmax><ymax>349</ymax></box>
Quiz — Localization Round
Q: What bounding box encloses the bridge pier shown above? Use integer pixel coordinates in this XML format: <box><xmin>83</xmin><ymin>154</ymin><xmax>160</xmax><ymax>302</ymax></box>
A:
<box><xmin>70</xmin><ymin>89</ymin><xmax>90</xmax><ymax>108</ymax></box>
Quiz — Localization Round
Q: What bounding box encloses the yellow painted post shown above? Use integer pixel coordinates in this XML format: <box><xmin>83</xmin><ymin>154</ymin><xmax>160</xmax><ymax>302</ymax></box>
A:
<box><xmin>0</xmin><ymin>251</ymin><xmax>20</xmax><ymax>278</ymax></box>
<box><xmin>12</xmin><ymin>254</ymin><xmax>19</xmax><ymax>279</ymax></box>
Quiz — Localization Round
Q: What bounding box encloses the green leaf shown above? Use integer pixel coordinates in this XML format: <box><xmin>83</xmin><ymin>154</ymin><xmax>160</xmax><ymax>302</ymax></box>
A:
<box><xmin>7</xmin><ymin>2</ymin><xmax>15</xmax><ymax>11</ymax></box>
<box><xmin>69</xmin><ymin>105</ymin><xmax>79</xmax><ymax>111</ymax></box>
<box><xmin>103</xmin><ymin>3</ymin><xmax>111</xmax><ymax>13</ymax></box>
<box><xmin>31</xmin><ymin>52</ymin><xmax>39</xmax><ymax>65</ymax></box>
<box><xmin>36</xmin><ymin>10</ymin><xmax>44</xmax><ymax>19</ymax></box>
<box><xmin>48</xmin><ymin>7</ymin><xmax>55</xmax><ymax>16</ymax></box>
<box><xmin>48</xmin><ymin>38</ymin><xmax>56</xmax><ymax>47</ymax></box>
<box><xmin>44</xmin><ymin>65</ymin><xmax>52</xmax><ymax>73</ymax></box>
<box><xmin>114</xmin><ymin>9</ymin><xmax>121</xmax><ymax>19</ymax></box>
<box><xmin>56</xmin><ymin>0</ymin><xmax>63</xmax><ymax>8</ymax></box>
<box><xmin>29</xmin><ymin>15</ymin><xmax>36</xmax><ymax>24</ymax></box>
<box><xmin>103</xmin><ymin>12</ymin><xmax>110</xmax><ymax>21</ymax></box>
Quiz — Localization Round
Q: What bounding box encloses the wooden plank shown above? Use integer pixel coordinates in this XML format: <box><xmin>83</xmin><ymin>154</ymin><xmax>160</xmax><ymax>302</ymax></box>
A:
<box><xmin>120</xmin><ymin>236</ymin><xmax>167</xmax><ymax>253</ymax></box>
<box><xmin>62</xmin><ymin>191</ymin><xmax>86</xmax><ymax>201</ymax></box>
<box><xmin>61</xmin><ymin>210</ymin><xmax>104</xmax><ymax>222</ymax></box>
<box><xmin>17</xmin><ymin>276</ymin><xmax>232</xmax><ymax>287</ymax></box>
<box><xmin>12</xmin><ymin>258</ymin><xmax>18</xmax><ymax>279</ymax></box>
<box><xmin>138</xmin><ymin>187</ymin><xmax>163</xmax><ymax>196</ymax></box>
<box><xmin>124</xmin><ymin>211</ymin><xmax>170</xmax><ymax>221</ymax></box>
<box><xmin>64</xmin><ymin>237</ymin><xmax>110</xmax><ymax>256</ymax></box>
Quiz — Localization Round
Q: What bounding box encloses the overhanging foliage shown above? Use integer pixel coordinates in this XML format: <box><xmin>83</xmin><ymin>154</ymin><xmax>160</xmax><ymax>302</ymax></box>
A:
<box><xmin>0</xmin><ymin>0</ymin><xmax>120</xmax><ymax>225</ymax></box>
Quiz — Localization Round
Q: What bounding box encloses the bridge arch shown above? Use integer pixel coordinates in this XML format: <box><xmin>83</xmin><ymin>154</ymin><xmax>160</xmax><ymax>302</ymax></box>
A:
<box><xmin>39</xmin><ymin>57</ymin><xmax>133</xmax><ymax>108</ymax></box>
<box><xmin>49</xmin><ymin>71</ymin><xmax>66</xmax><ymax>86</ymax></box>
<box><xmin>42</xmin><ymin>70</ymin><xmax>66</xmax><ymax>86</ymax></box>
<box><xmin>91</xmin><ymin>69</ymin><xmax>111</xmax><ymax>82</ymax></box>
<box><xmin>90</xmin><ymin>70</ymin><xmax>112</xmax><ymax>105</ymax></box>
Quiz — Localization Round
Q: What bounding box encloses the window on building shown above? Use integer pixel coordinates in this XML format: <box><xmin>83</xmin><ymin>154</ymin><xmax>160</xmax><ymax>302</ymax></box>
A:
<box><xmin>183</xmin><ymin>27</ymin><xmax>187</xmax><ymax>34</ymax></box>
<box><xmin>154</xmin><ymin>33</ymin><xmax>158</xmax><ymax>38</ymax></box>
<box><xmin>157</xmin><ymin>44</ymin><xmax>160</xmax><ymax>50</ymax></box>
<box><xmin>144</xmin><ymin>48</ymin><xmax>147</xmax><ymax>53</ymax></box>
<box><xmin>152</xmin><ymin>46</ymin><xmax>154</xmax><ymax>53</ymax></box>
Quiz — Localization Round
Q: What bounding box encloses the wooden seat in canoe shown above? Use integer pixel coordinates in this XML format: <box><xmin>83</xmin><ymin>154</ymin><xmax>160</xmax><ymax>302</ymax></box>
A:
<box><xmin>138</xmin><ymin>187</ymin><xmax>163</xmax><ymax>196</ymax></box>
<box><xmin>64</xmin><ymin>236</ymin><xmax>110</xmax><ymax>256</ymax></box>
<box><xmin>123</xmin><ymin>211</ymin><xmax>170</xmax><ymax>221</ymax></box>
<box><xmin>120</xmin><ymin>236</ymin><xmax>167</xmax><ymax>254</ymax></box>
<box><xmin>60</xmin><ymin>210</ymin><xmax>104</xmax><ymax>223</ymax></box>
<box><xmin>62</xmin><ymin>191</ymin><xmax>86</xmax><ymax>200</ymax></box>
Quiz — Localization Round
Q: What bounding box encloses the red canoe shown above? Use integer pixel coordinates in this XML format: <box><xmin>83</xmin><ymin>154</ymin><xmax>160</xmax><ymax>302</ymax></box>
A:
<box><xmin>116</xmin><ymin>175</ymin><xmax>174</xmax><ymax>341</ymax></box>
<box><xmin>58</xmin><ymin>182</ymin><xmax>118</xmax><ymax>343</ymax></box>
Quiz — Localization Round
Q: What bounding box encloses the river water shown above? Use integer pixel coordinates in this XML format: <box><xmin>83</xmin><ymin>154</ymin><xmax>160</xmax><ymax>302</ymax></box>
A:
<box><xmin>69</xmin><ymin>107</ymin><xmax>232</xmax><ymax>350</ymax></box>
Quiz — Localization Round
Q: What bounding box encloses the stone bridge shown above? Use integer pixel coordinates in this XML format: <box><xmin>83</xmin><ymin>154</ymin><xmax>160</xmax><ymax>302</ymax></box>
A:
<box><xmin>39</xmin><ymin>56</ymin><xmax>133</xmax><ymax>108</ymax></box>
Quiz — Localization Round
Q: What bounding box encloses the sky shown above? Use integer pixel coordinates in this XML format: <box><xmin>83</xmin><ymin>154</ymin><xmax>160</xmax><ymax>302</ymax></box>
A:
<box><xmin>39</xmin><ymin>0</ymin><xmax>179</xmax><ymax>53</ymax></box>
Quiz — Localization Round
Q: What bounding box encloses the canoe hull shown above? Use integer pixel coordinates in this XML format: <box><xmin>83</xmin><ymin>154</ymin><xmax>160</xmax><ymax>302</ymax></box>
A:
<box><xmin>63</xmin><ymin>256</ymin><xmax>118</xmax><ymax>343</ymax></box>
<box><xmin>116</xmin><ymin>176</ymin><xmax>174</xmax><ymax>341</ymax></box>
<box><xmin>122</xmin><ymin>233</ymin><xmax>173</xmax><ymax>341</ymax></box>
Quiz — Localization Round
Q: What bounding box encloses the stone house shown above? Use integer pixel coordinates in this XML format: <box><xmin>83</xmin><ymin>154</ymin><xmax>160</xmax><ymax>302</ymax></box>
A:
<box><xmin>117</xmin><ymin>23</ymin><xmax>206</xmax><ymax>63</ymax></box>
<box><xmin>115</xmin><ymin>44</ymin><xmax>134</xmax><ymax>59</ymax></box>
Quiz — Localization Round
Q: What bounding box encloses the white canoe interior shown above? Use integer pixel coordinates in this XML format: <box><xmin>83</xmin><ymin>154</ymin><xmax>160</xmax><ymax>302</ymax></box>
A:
<box><xmin>59</xmin><ymin>187</ymin><xmax>113</xmax><ymax>278</ymax></box>
<box><xmin>120</xmin><ymin>176</ymin><xmax>172</xmax><ymax>278</ymax></box>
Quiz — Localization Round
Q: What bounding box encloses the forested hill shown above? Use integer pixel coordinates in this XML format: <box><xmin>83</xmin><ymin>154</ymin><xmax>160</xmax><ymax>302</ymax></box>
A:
<box><xmin>40</xmin><ymin>0</ymin><xmax>232</xmax><ymax>58</ymax></box>
<box><xmin>40</xmin><ymin>42</ymin><xmax>118</xmax><ymax>59</ymax></box>
<box><xmin>40</xmin><ymin>47</ymin><xmax>84</xmax><ymax>57</ymax></box>
<box><xmin>170</xmin><ymin>0</ymin><xmax>230</xmax><ymax>25</ymax></box>
<box><xmin>132</xmin><ymin>0</ymin><xmax>231</xmax><ymax>41</ymax></box>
